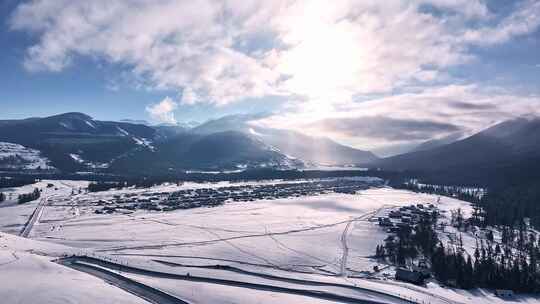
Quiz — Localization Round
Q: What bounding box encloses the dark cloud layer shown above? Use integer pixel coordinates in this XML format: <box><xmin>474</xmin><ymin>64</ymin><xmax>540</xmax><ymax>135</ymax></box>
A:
<box><xmin>315</xmin><ymin>116</ymin><xmax>461</xmax><ymax>141</ymax></box>
<box><xmin>447</xmin><ymin>100</ymin><xmax>495</xmax><ymax>110</ymax></box>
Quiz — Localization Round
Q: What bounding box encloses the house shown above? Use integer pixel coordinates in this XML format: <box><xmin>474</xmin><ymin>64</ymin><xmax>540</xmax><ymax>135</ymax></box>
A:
<box><xmin>395</xmin><ymin>268</ymin><xmax>424</xmax><ymax>285</ymax></box>
<box><xmin>412</xmin><ymin>261</ymin><xmax>431</xmax><ymax>279</ymax></box>
<box><xmin>389</xmin><ymin>210</ymin><xmax>402</xmax><ymax>218</ymax></box>
<box><xmin>378</xmin><ymin>217</ymin><xmax>393</xmax><ymax>226</ymax></box>
<box><xmin>495</xmin><ymin>290</ymin><xmax>514</xmax><ymax>298</ymax></box>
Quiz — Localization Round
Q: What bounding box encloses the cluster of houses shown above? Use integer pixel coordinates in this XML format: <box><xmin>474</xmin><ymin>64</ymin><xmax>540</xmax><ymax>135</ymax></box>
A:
<box><xmin>378</xmin><ymin>204</ymin><xmax>437</xmax><ymax>286</ymax></box>
<box><xmin>384</xmin><ymin>204</ymin><xmax>516</xmax><ymax>299</ymax></box>
<box><xmin>92</xmin><ymin>178</ymin><xmax>373</xmax><ymax>214</ymax></box>
<box><xmin>378</xmin><ymin>203</ymin><xmax>436</xmax><ymax>233</ymax></box>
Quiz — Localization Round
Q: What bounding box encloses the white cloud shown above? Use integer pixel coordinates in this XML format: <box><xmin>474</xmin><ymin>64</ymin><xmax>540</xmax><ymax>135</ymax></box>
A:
<box><xmin>181</xmin><ymin>87</ymin><xmax>200</xmax><ymax>105</ymax></box>
<box><xmin>461</xmin><ymin>0</ymin><xmax>540</xmax><ymax>45</ymax></box>
<box><xmin>10</xmin><ymin>0</ymin><xmax>282</xmax><ymax>105</ymax></box>
<box><xmin>11</xmin><ymin>0</ymin><xmax>540</xmax><ymax>107</ymax></box>
<box><xmin>145</xmin><ymin>97</ymin><xmax>178</xmax><ymax>124</ymax></box>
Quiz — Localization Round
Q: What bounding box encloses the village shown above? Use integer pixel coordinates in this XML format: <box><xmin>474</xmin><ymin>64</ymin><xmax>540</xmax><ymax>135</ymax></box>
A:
<box><xmin>373</xmin><ymin>199</ymin><xmax>536</xmax><ymax>300</ymax></box>
<box><xmin>92</xmin><ymin>178</ymin><xmax>379</xmax><ymax>214</ymax></box>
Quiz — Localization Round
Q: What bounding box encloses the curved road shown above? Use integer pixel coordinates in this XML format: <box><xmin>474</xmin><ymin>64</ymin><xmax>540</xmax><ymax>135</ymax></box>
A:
<box><xmin>65</xmin><ymin>260</ymin><xmax>189</xmax><ymax>304</ymax></box>
<box><xmin>60</xmin><ymin>256</ymin><xmax>413</xmax><ymax>304</ymax></box>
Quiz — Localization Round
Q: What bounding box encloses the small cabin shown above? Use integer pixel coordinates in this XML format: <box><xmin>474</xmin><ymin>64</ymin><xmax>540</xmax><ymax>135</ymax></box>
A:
<box><xmin>495</xmin><ymin>289</ymin><xmax>514</xmax><ymax>298</ymax></box>
<box><xmin>395</xmin><ymin>268</ymin><xmax>424</xmax><ymax>285</ymax></box>
<box><xmin>378</xmin><ymin>217</ymin><xmax>392</xmax><ymax>226</ymax></box>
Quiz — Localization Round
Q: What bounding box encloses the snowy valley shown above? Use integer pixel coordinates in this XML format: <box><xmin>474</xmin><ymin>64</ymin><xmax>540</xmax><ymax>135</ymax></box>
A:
<box><xmin>1</xmin><ymin>178</ymin><xmax>538</xmax><ymax>304</ymax></box>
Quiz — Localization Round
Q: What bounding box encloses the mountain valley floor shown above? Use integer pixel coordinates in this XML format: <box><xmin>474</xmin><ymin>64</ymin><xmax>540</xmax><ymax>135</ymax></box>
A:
<box><xmin>1</xmin><ymin>179</ymin><xmax>539</xmax><ymax>304</ymax></box>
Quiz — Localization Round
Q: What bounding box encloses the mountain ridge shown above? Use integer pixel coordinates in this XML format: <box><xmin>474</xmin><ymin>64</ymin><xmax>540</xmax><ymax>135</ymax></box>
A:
<box><xmin>373</xmin><ymin>116</ymin><xmax>540</xmax><ymax>186</ymax></box>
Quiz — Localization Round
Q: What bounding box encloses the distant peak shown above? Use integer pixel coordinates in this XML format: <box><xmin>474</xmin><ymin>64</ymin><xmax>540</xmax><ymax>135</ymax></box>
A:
<box><xmin>120</xmin><ymin>119</ymin><xmax>150</xmax><ymax>125</ymax></box>
<box><xmin>50</xmin><ymin>112</ymin><xmax>93</xmax><ymax>121</ymax></box>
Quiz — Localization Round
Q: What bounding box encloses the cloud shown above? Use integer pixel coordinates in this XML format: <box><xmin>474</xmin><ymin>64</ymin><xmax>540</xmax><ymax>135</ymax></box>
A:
<box><xmin>446</xmin><ymin>100</ymin><xmax>495</xmax><ymax>110</ymax></box>
<box><xmin>10</xmin><ymin>0</ymin><xmax>282</xmax><ymax>105</ymax></box>
<box><xmin>10</xmin><ymin>0</ymin><xmax>540</xmax><ymax>107</ymax></box>
<box><xmin>145</xmin><ymin>97</ymin><xmax>178</xmax><ymax>124</ymax></box>
<box><xmin>462</xmin><ymin>0</ymin><xmax>540</xmax><ymax>45</ymax></box>
<box><xmin>313</xmin><ymin>116</ymin><xmax>460</xmax><ymax>141</ymax></box>
<box><xmin>255</xmin><ymin>84</ymin><xmax>540</xmax><ymax>150</ymax></box>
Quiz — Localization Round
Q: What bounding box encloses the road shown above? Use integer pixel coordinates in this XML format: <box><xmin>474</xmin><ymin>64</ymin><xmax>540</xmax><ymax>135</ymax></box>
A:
<box><xmin>64</xmin><ymin>259</ymin><xmax>190</xmax><ymax>304</ymax></box>
<box><xmin>340</xmin><ymin>219</ymin><xmax>353</xmax><ymax>277</ymax></box>
<box><xmin>60</xmin><ymin>256</ymin><xmax>413</xmax><ymax>304</ymax></box>
<box><xmin>20</xmin><ymin>196</ymin><xmax>48</xmax><ymax>238</ymax></box>
<box><xmin>339</xmin><ymin>209</ymin><xmax>382</xmax><ymax>278</ymax></box>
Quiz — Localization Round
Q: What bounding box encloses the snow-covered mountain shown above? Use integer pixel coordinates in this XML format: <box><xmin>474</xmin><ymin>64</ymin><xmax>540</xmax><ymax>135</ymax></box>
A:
<box><xmin>192</xmin><ymin>114</ymin><xmax>378</xmax><ymax>166</ymax></box>
<box><xmin>0</xmin><ymin>112</ymin><xmax>378</xmax><ymax>174</ymax></box>
<box><xmin>109</xmin><ymin>131</ymin><xmax>305</xmax><ymax>174</ymax></box>
<box><xmin>0</xmin><ymin>113</ymin><xmax>157</xmax><ymax>172</ymax></box>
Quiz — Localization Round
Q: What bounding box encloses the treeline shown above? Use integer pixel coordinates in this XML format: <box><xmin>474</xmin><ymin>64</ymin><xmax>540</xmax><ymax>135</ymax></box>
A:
<box><xmin>376</xmin><ymin>209</ymin><xmax>540</xmax><ymax>292</ymax></box>
<box><xmin>3</xmin><ymin>168</ymin><xmax>408</xmax><ymax>185</ymax></box>
<box><xmin>400</xmin><ymin>181</ymin><xmax>540</xmax><ymax>230</ymax></box>
<box><xmin>396</xmin><ymin>182</ymin><xmax>482</xmax><ymax>204</ymax></box>
<box><xmin>431</xmin><ymin>235</ymin><xmax>540</xmax><ymax>292</ymax></box>
<box><xmin>0</xmin><ymin>177</ymin><xmax>37</xmax><ymax>189</ymax></box>
<box><xmin>476</xmin><ymin>181</ymin><xmax>540</xmax><ymax>229</ymax></box>
<box><xmin>18</xmin><ymin>188</ymin><xmax>41</xmax><ymax>204</ymax></box>
<box><xmin>88</xmin><ymin>181</ymin><xmax>124</xmax><ymax>192</ymax></box>
<box><xmin>0</xmin><ymin>192</ymin><xmax>5</xmax><ymax>202</ymax></box>
<box><xmin>87</xmin><ymin>180</ymin><xmax>179</xmax><ymax>192</ymax></box>
<box><xmin>85</xmin><ymin>169</ymin><xmax>402</xmax><ymax>192</ymax></box>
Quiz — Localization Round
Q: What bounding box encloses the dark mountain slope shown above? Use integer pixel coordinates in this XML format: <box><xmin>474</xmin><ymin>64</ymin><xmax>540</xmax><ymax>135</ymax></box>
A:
<box><xmin>193</xmin><ymin>114</ymin><xmax>378</xmax><ymax>166</ymax></box>
<box><xmin>257</xmin><ymin>129</ymin><xmax>378</xmax><ymax>166</ymax></box>
<box><xmin>0</xmin><ymin>113</ymin><xmax>157</xmax><ymax>171</ymax></box>
<box><xmin>412</xmin><ymin>132</ymin><xmax>464</xmax><ymax>152</ymax></box>
<box><xmin>376</xmin><ymin>117</ymin><xmax>540</xmax><ymax>186</ymax></box>
<box><xmin>377</xmin><ymin>117</ymin><xmax>540</xmax><ymax>171</ymax></box>
<box><xmin>109</xmin><ymin>131</ymin><xmax>302</xmax><ymax>173</ymax></box>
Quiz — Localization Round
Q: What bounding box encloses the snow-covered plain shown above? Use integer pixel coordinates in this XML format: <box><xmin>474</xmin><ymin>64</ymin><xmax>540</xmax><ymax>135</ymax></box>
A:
<box><xmin>1</xmin><ymin>179</ymin><xmax>539</xmax><ymax>304</ymax></box>
<box><xmin>0</xmin><ymin>232</ymin><xmax>149</xmax><ymax>304</ymax></box>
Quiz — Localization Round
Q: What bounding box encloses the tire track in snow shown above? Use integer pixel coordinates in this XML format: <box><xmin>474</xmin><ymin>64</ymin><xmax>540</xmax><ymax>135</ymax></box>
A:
<box><xmin>340</xmin><ymin>220</ymin><xmax>353</xmax><ymax>277</ymax></box>
<box><xmin>99</xmin><ymin>210</ymin><xmax>378</xmax><ymax>252</ymax></box>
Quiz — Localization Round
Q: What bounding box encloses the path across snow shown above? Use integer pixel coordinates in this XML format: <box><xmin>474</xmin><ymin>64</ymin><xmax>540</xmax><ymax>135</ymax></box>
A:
<box><xmin>20</xmin><ymin>197</ymin><xmax>48</xmax><ymax>238</ymax></box>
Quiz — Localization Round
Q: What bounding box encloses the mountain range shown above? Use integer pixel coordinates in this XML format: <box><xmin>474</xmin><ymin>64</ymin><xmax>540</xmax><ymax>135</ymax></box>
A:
<box><xmin>375</xmin><ymin>117</ymin><xmax>540</xmax><ymax>170</ymax></box>
<box><xmin>0</xmin><ymin>112</ymin><xmax>374</xmax><ymax>174</ymax></box>
<box><xmin>0</xmin><ymin>112</ymin><xmax>538</xmax><ymax>185</ymax></box>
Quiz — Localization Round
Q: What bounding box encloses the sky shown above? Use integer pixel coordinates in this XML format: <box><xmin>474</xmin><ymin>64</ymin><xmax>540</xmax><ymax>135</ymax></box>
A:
<box><xmin>1</xmin><ymin>0</ymin><xmax>540</xmax><ymax>156</ymax></box>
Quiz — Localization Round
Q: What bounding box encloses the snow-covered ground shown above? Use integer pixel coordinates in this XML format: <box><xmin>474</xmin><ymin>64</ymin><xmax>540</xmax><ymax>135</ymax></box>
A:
<box><xmin>0</xmin><ymin>142</ymin><xmax>54</xmax><ymax>170</ymax></box>
<box><xmin>0</xmin><ymin>180</ymin><xmax>88</xmax><ymax>234</ymax></box>
<box><xmin>0</xmin><ymin>234</ymin><xmax>147</xmax><ymax>304</ymax></box>
<box><xmin>33</xmin><ymin>188</ymin><xmax>416</xmax><ymax>276</ymax></box>
<box><xmin>1</xmin><ymin>180</ymin><xmax>539</xmax><ymax>304</ymax></box>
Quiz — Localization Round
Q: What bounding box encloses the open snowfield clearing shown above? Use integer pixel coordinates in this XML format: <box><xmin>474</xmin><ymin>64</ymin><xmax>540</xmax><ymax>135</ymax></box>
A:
<box><xmin>32</xmin><ymin>188</ymin><xmax>452</xmax><ymax>275</ymax></box>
